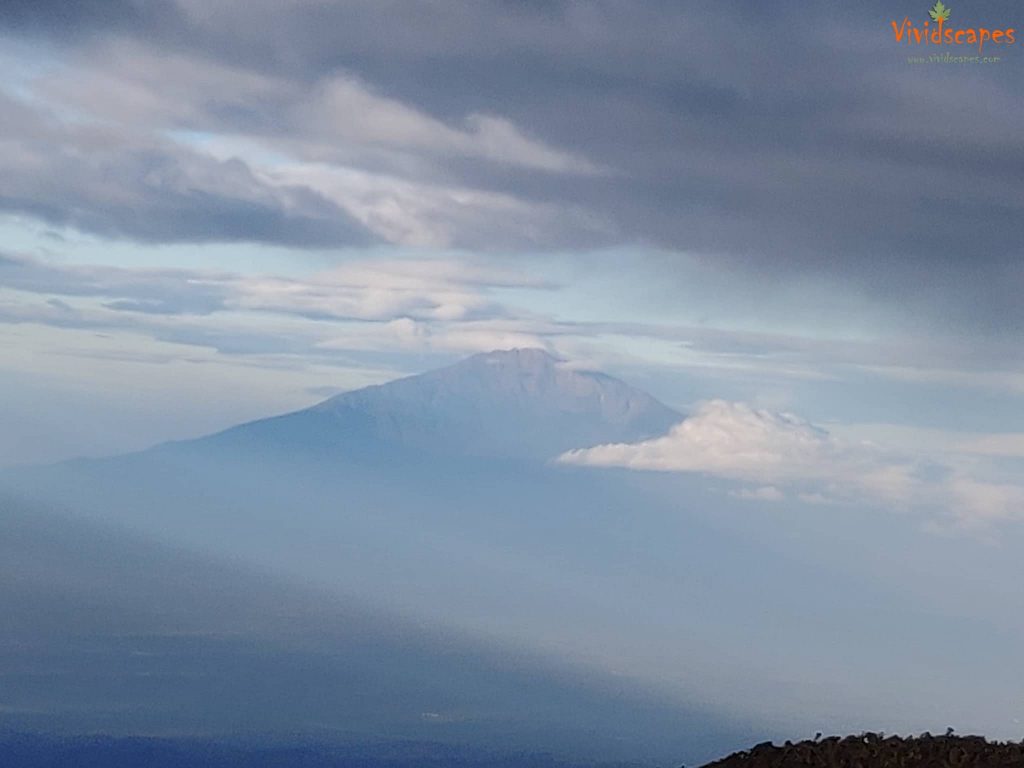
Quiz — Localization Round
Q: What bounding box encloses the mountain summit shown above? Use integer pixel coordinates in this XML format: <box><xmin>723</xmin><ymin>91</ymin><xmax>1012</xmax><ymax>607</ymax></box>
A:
<box><xmin>196</xmin><ymin>348</ymin><xmax>681</xmax><ymax>461</ymax></box>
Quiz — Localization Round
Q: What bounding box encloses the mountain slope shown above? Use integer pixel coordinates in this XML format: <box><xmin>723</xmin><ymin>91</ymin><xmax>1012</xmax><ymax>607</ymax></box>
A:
<box><xmin>186</xmin><ymin>349</ymin><xmax>681</xmax><ymax>462</ymax></box>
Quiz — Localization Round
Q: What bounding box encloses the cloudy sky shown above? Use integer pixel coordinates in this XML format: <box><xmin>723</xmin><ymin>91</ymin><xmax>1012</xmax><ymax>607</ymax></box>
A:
<box><xmin>2</xmin><ymin>0</ymin><xmax>1024</xmax><ymax>528</ymax></box>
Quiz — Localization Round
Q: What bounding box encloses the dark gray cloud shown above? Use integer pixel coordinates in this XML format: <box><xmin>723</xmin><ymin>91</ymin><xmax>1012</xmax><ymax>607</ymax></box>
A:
<box><xmin>0</xmin><ymin>0</ymin><xmax>182</xmax><ymax>39</ymax></box>
<box><xmin>2</xmin><ymin>0</ymin><xmax>1023</xmax><ymax>329</ymax></box>
<box><xmin>0</xmin><ymin>90</ymin><xmax>375</xmax><ymax>247</ymax></box>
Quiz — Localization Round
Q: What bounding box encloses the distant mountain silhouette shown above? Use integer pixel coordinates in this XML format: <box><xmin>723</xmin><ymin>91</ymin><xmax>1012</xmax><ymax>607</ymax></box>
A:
<box><xmin>172</xmin><ymin>348</ymin><xmax>681</xmax><ymax>462</ymax></box>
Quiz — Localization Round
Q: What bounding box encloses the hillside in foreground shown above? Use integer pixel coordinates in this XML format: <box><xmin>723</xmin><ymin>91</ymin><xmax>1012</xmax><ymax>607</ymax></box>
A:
<box><xmin>702</xmin><ymin>733</ymin><xmax>1024</xmax><ymax>767</ymax></box>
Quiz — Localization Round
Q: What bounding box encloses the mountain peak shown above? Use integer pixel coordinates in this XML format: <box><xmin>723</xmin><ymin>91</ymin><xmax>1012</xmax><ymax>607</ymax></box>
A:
<box><xmin>314</xmin><ymin>349</ymin><xmax>681</xmax><ymax>459</ymax></box>
<box><xmin>442</xmin><ymin>347</ymin><xmax>566</xmax><ymax>383</ymax></box>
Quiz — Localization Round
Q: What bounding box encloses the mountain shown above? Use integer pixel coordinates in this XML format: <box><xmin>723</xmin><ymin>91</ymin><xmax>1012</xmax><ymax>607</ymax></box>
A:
<box><xmin>180</xmin><ymin>348</ymin><xmax>681</xmax><ymax>462</ymax></box>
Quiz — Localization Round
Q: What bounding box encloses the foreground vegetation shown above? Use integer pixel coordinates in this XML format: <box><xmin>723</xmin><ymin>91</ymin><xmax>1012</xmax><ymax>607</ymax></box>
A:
<box><xmin>702</xmin><ymin>732</ymin><xmax>1024</xmax><ymax>767</ymax></box>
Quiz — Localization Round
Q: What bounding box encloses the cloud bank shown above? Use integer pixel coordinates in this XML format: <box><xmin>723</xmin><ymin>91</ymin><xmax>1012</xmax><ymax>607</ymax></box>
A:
<box><xmin>560</xmin><ymin>400</ymin><xmax>1024</xmax><ymax>528</ymax></box>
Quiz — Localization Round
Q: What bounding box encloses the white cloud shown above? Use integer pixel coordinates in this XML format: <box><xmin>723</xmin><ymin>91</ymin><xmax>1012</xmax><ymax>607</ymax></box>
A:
<box><xmin>947</xmin><ymin>476</ymin><xmax>1024</xmax><ymax>529</ymax></box>
<box><xmin>956</xmin><ymin>433</ymin><xmax>1024</xmax><ymax>459</ymax></box>
<box><xmin>559</xmin><ymin>400</ymin><xmax>1024</xmax><ymax>528</ymax></box>
<box><xmin>560</xmin><ymin>400</ymin><xmax>877</xmax><ymax>483</ymax></box>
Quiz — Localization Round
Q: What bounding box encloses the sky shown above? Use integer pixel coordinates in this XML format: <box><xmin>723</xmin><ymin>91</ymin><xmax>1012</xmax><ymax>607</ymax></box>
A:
<box><xmin>1</xmin><ymin>0</ymin><xmax>1024</xmax><ymax>525</ymax></box>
